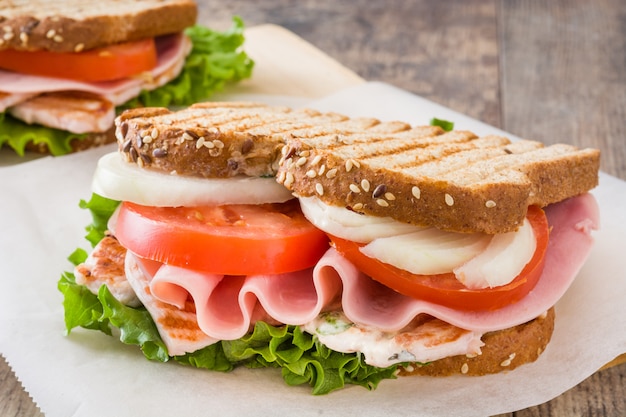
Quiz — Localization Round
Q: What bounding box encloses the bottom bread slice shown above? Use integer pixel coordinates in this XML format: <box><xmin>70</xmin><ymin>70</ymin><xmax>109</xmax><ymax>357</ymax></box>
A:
<box><xmin>400</xmin><ymin>307</ymin><xmax>555</xmax><ymax>377</ymax></box>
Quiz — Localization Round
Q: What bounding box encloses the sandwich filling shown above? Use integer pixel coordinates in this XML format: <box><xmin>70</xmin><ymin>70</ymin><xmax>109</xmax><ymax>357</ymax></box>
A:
<box><xmin>70</xmin><ymin>152</ymin><xmax>600</xmax><ymax>369</ymax></box>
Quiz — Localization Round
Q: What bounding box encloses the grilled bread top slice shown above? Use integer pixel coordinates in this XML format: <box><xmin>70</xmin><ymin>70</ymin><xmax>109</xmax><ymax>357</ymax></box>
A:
<box><xmin>0</xmin><ymin>0</ymin><xmax>197</xmax><ymax>52</ymax></box>
<box><xmin>114</xmin><ymin>102</ymin><xmax>413</xmax><ymax>178</ymax></box>
<box><xmin>115</xmin><ymin>102</ymin><xmax>600</xmax><ymax>234</ymax></box>
<box><xmin>276</xmin><ymin>122</ymin><xmax>599</xmax><ymax>234</ymax></box>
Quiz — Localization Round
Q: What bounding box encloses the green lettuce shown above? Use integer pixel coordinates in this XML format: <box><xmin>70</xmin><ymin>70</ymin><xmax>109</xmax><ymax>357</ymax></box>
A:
<box><xmin>1</xmin><ymin>16</ymin><xmax>254</xmax><ymax>156</ymax></box>
<box><xmin>58</xmin><ymin>194</ymin><xmax>400</xmax><ymax>394</ymax></box>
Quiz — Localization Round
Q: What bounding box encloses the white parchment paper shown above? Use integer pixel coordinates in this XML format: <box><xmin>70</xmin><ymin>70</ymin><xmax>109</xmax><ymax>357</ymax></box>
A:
<box><xmin>1</xmin><ymin>83</ymin><xmax>625</xmax><ymax>417</ymax></box>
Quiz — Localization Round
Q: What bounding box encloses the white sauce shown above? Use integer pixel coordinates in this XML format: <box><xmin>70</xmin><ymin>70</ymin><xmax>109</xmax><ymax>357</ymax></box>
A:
<box><xmin>302</xmin><ymin>311</ymin><xmax>484</xmax><ymax>368</ymax></box>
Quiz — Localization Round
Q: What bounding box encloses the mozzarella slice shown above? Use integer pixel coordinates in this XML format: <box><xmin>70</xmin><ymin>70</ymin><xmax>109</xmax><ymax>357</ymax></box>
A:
<box><xmin>298</xmin><ymin>196</ymin><xmax>421</xmax><ymax>242</ymax></box>
<box><xmin>92</xmin><ymin>152</ymin><xmax>294</xmax><ymax>206</ymax></box>
<box><xmin>454</xmin><ymin>218</ymin><xmax>536</xmax><ymax>289</ymax></box>
<box><xmin>360</xmin><ymin>228</ymin><xmax>492</xmax><ymax>275</ymax></box>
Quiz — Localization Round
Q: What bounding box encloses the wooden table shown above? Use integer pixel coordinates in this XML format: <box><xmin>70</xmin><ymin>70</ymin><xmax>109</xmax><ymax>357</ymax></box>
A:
<box><xmin>2</xmin><ymin>1</ymin><xmax>624</xmax><ymax>415</ymax></box>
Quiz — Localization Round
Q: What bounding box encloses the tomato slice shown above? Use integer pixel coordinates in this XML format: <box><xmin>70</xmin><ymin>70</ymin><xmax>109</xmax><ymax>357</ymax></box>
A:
<box><xmin>0</xmin><ymin>38</ymin><xmax>157</xmax><ymax>82</ymax></box>
<box><xmin>329</xmin><ymin>206</ymin><xmax>549</xmax><ymax>311</ymax></box>
<box><xmin>115</xmin><ymin>200</ymin><xmax>330</xmax><ymax>275</ymax></box>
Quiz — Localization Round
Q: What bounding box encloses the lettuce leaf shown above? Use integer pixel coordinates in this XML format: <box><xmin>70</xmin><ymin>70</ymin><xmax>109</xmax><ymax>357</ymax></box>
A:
<box><xmin>58</xmin><ymin>194</ymin><xmax>400</xmax><ymax>394</ymax></box>
<box><xmin>1</xmin><ymin>16</ymin><xmax>254</xmax><ymax>156</ymax></box>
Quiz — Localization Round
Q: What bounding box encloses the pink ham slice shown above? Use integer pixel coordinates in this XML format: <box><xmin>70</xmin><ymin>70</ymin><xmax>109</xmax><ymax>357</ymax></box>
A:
<box><xmin>126</xmin><ymin>193</ymin><xmax>599</xmax><ymax>353</ymax></box>
<box><xmin>0</xmin><ymin>33</ymin><xmax>191</xmax><ymax>109</ymax></box>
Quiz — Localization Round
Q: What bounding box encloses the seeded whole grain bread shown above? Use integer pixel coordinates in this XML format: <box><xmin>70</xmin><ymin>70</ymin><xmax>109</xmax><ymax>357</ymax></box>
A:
<box><xmin>400</xmin><ymin>307</ymin><xmax>555</xmax><ymax>377</ymax></box>
<box><xmin>0</xmin><ymin>0</ymin><xmax>197</xmax><ymax>52</ymax></box>
<box><xmin>115</xmin><ymin>102</ymin><xmax>600</xmax><ymax>234</ymax></box>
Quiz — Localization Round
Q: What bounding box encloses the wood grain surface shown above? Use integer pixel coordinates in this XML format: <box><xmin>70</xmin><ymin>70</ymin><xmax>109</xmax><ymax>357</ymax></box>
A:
<box><xmin>2</xmin><ymin>1</ymin><xmax>624</xmax><ymax>416</ymax></box>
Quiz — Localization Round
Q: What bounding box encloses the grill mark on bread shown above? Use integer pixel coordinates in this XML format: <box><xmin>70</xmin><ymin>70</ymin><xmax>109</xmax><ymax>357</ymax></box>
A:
<box><xmin>116</xmin><ymin>102</ymin><xmax>600</xmax><ymax>234</ymax></box>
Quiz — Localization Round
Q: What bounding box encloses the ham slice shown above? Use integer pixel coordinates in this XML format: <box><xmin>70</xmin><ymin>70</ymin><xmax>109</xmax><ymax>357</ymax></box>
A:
<box><xmin>123</xmin><ymin>193</ymin><xmax>598</xmax><ymax>355</ymax></box>
<box><xmin>0</xmin><ymin>33</ymin><xmax>191</xmax><ymax>111</ymax></box>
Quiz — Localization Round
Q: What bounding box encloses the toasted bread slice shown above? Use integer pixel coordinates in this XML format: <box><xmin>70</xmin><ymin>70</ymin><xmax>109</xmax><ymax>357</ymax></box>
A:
<box><xmin>0</xmin><ymin>0</ymin><xmax>197</xmax><ymax>52</ymax></box>
<box><xmin>401</xmin><ymin>308</ymin><xmax>555</xmax><ymax>377</ymax></box>
<box><xmin>114</xmin><ymin>102</ymin><xmax>412</xmax><ymax>178</ymax></box>
<box><xmin>115</xmin><ymin>102</ymin><xmax>599</xmax><ymax>233</ymax></box>
<box><xmin>278</xmin><ymin>127</ymin><xmax>599</xmax><ymax>233</ymax></box>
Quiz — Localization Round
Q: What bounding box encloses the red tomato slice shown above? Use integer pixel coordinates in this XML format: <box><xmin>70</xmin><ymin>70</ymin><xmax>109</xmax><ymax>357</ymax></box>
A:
<box><xmin>115</xmin><ymin>200</ymin><xmax>330</xmax><ymax>276</ymax></box>
<box><xmin>0</xmin><ymin>38</ymin><xmax>157</xmax><ymax>82</ymax></box>
<box><xmin>329</xmin><ymin>205</ymin><xmax>549</xmax><ymax>311</ymax></box>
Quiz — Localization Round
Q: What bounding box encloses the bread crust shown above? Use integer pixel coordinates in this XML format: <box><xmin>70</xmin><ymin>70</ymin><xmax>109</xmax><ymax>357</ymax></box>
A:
<box><xmin>115</xmin><ymin>102</ymin><xmax>600</xmax><ymax>234</ymax></box>
<box><xmin>400</xmin><ymin>307</ymin><xmax>555</xmax><ymax>377</ymax></box>
<box><xmin>0</xmin><ymin>0</ymin><xmax>197</xmax><ymax>52</ymax></box>
<box><xmin>278</xmin><ymin>139</ymin><xmax>600</xmax><ymax>233</ymax></box>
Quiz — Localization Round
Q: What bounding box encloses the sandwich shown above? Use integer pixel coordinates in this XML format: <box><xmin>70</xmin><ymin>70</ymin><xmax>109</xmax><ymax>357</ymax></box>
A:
<box><xmin>0</xmin><ymin>0</ymin><xmax>253</xmax><ymax>156</ymax></box>
<box><xmin>59</xmin><ymin>102</ymin><xmax>600</xmax><ymax>394</ymax></box>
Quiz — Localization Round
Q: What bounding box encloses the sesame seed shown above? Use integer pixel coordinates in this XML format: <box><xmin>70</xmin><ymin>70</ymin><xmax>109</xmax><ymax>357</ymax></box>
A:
<box><xmin>315</xmin><ymin>183</ymin><xmax>324</xmax><ymax>196</ymax></box>
<box><xmin>213</xmin><ymin>140</ymin><xmax>224</xmax><ymax>149</ymax></box>
<box><xmin>353</xmin><ymin>159</ymin><xmax>361</xmax><ymax>168</ymax></box>
<box><xmin>326</xmin><ymin>168</ymin><xmax>338</xmax><ymax>178</ymax></box>
<box><xmin>281</xmin><ymin>145</ymin><xmax>289</xmax><ymax>156</ymax></box>
<box><xmin>345</xmin><ymin>159</ymin><xmax>354</xmax><ymax>172</ymax></box>
<box><xmin>445</xmin><ymin>193</ymin><xmax>454</xmax><ymax>206</ymax></box>
<box><xmin>466</xmin><ymin>352</ymin><xmax>479</xmax><ymax>358</ymax></box>
<box><xmin>151</xmin><ymin>128</ymin><xmax>159</xmax><ymax>139</ymax></box>
<box><xmin>137</xmin><ymin>156</ymin><xmax>145</xmax><ymax>168</ymax></box>
<box><xmin>318</xmin><ymin>164</ymin><xmax>326</xmax><ymax>176</ymax></box>
<box><xmin>196</xmin><ymin>137</ymin><xmax>205</xmax><ymax>149</ymax></box>
<box><xmin>305</xmin><ymin>170</ymin><xmax>317</xmax><ymax>178</ymax></box>
<box><xmin>360</xmin><ymin>179</ymin><xmax>370</xmax><ymax>192</ymax></box>
<box><xmin>385</xmin><ymin>192</ymin><xmax>396</xmax><ymax>201</ymax></box>
<box><xmin>19</xmin><ymin>32</ymin><xmax>28</xmax><ymax>44</ymax></box>
<box><xmin>500</xmin><ymin>353</ymin><xmax>516</xmax><ymax>367</ymax></box>
<box><xmin>204</xmin><ymin>140</ymin><xmax>215</xmax><ymax>149</ymax></box>
<box><xmin>142</xmin><ymin>135</ymin><xmax>153</xmax><ymax>144</ymax></box>
<box><xmin>182</xmin><ymin>132</ymin><xmax>194</xmax><ymax>142</ymax></box>
<box><xmin>411</xmin><ymin>186</ymin><xmax>421</xmax><ymax>199</ymax></box>
<box><xmin>284</xmin><ymin>172</ymin><xmax>295</xmax><ymax>188</ymax></box>
<box><xmin>300</xmin><ymin>150</ymin><xmax>310</xmax><ymax>157</ymax></box>
<box><xmin>53</xmin><ymin>35</ymin><xmax>64</xmax><ymax>43</ymax></box>
<box><xmin>3</xmin><ymin>32</ymin><xmax>14</xmax><ymax>41</ymax></box>
<box><xmin>74</xmin><ymin>43</ymin><xmax>85</xmax><ymax>52</ymax></box>
<box><xmin>46</xmin><ymin>29</ymin><xmax>56</xmax><ymax>39</ymax></box>
<box><xmin>461</xmin><ymin>363</ymin><xmax>469</xmax><ymax>374</ymax></box>
<box><xmin>311</xmin><ymin>155</ymin><xmax>322</xmax><ymax>166</ymax></box>
<box><xmin>296</xmin><ymin>156</ymin><xmax>307</xmax><ymax>167</ymax></box>
<box><xmin>485</xmin><ymin>200</ymin><xmax>496</xmax><ymax>208</ymax></box>
<box><xmin>352</xmin><ymin>203</ymin><xmax>364</xmax><ymax>210</ymax></box>
<box><xmin>277</xmin><ymin>171</ymin><xmax>286</xmax><ymax>184</ymax></box>
<box><xmin>349</xmin><ymin>184</ymin><xmax>361</xmax><ymax>193</ymax></box>
<box><xmin>376</xmin><ymin>199</ymin><xmax>389</xmax><ymax>207</ymax></box>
